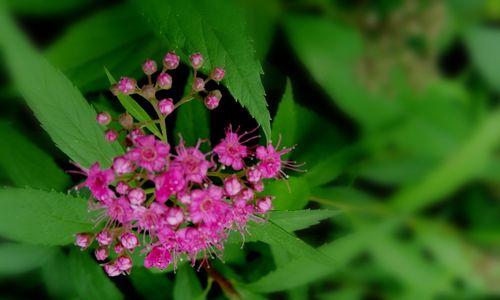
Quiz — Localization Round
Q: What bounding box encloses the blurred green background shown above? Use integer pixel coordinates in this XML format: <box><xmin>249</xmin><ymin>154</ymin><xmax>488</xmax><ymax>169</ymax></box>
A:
<box><xmin>1</xmin><ymin>0</ymin><xmax>500</xmax><ymax>299</ymax></box>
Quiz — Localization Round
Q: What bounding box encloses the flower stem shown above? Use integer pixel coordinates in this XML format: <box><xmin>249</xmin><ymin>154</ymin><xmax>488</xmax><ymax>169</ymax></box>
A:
<box><xmin>201</xmin><ymin>261</ymin><xmax>240</xmax><ymax>300</ymax></box>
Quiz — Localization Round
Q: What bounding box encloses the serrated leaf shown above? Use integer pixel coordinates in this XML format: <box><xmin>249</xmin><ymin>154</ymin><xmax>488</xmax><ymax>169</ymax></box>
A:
<box><xmin>135</xmin><ymin>0</ymin><xmax>271</xmax><ymax>138</ymax></box>
<box><xmin>0</xmin><ymin>187</ymin><xmax>92</xmax><ymax>245</ymax></box>
<box><xmin>0</xmin><ymin>121</ymin><xmax>69</xmax><ymax>190</ymax></box>
<box><xmin>69</xmin><ymin>250</ymin><xmax>123</xmax><ymax>300</ymax></box>
<box><xmin>0</xmin><ymin>8</ymin><xmax>122</xmax><ymax>168</ymax></box>
<box><xmin>266</xmin><ymin>177</ymin><xmax>311</xmax><ymax>210</ymax></box>
<box><xmin>0</xmin><ymin>243</ymin><xmax>55</xmax><ymax>276</ymax></box>
<box><xmin>46</xmin><ymin>4</ymin><xmax>159</xmax><ymax>92</ymax></box>
<box><xmin>174</xmin><ymin>99</ymin><xmax>210</xmax><ymax>146</ymax></box>
<box><xmin>173</xmin><ymin>264</ymin><xmax>204</xmax><ymax>300</ymax></box>
<box><xmin>272</xmin><ymin>79</ymin><xmax>297</xmax><ymax>148</ymax></box>
<box><xmin>104</xmin><ymin>68</ymin><xmax>162</xmax><ymax>138</ymax></box>
<box><xmin>268</xmin><ymin>209</ymin><xmax>338</xmax><ymax>232</ymax></box>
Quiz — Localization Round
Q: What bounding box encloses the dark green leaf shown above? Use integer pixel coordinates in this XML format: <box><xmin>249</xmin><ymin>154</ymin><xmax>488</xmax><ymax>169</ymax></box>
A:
<box><xmin>130</xmin><ymin>267</ymin><xmax>173</xmax><ymax>300</ymax></box>
<box><xmin>173</xmin><ymin>264</ymin><xmax>204</xmax><ymax>300</ymax></box>
<box><xmin>174</xmin><ymin>100</ymin><xmax>210</xmax><ymax>146</ymax></box>
<box><xmin>5</xmin><ymin>0</ymin><xmax>95</xmax><ymax>16</ymax></box>
<box><xmin>272</xmin><ymin>79</ymin><xmax>297</xmax><ymax>148</ymax></box>
<box><xmin>0</xmin><ymin>243</ymin><xmax>55</xmax><ymax>276</ymax></box>
<box><xmin>42</xmin><ymin>250</ymin><xmax>78</xmax><ymax>299</ymax></box>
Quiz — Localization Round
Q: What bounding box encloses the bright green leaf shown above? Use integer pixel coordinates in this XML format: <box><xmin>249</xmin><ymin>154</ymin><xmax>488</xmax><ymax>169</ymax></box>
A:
<box><xmin>268</xmin><ymin>209</ymin><xmax>338</xmax><ymax>232</ymax></box>
<box><xmin>173</xmin><ymin>264</ymin><xmax>204</xmax><ymax>300</ymax></box>
<box><xmin>266</xmin><ymin>177</ymin><xmax>311</xmax><ymax>210</ymax></box>
<box><xmin>272</xmin><ymin>79</ymin><xmax>297</xmax><ymax>149</ymax></box>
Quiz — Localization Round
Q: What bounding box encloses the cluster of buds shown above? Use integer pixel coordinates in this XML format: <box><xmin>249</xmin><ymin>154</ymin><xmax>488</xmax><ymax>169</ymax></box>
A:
<box><xmin>74</xmin><ymin>51</ymin><xmax>301</xmax><ymax>276</ymax></box>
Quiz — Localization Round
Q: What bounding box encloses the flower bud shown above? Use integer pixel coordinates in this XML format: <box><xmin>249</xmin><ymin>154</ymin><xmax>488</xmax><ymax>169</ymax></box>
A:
<box><xmin>192</xmin><ymin>77</ymin><xmax>205</xmax><ymax>92</ymax></box>
<box><xmin>117</xmin><ymin>77</ymin><xmax>136</xmax><ymax>94</ymax></box>
<box><xmin>141</xmin><ymin>84</ymin><xmax>156</xmax><ymax>100</ymax></box>
<box><xmin>224</xmin><ymin>175</ymin><xmax>242</xmax><ymax>196</ymax></box>
<box><xmin>257</xmin><ymin>196</ymin><xmax>273</xmax><ymax>213</ymax></box>
<box><xmin>114</xmin><ymin>243</ymin><xmax>124</xmax><ymax>254</ymax></box>
<box><xmin>211</xmin><ymin>67</ymin><xmax>225</xmax><ymax>81</ymax></box>
<box><xmin>118</xmin><ymin>113</ymin><xmax>134</xmax><ymax>129</ymax></box>
<box><xmin>246</xmin><ymin>167</ymin><xmax>261</xmax><ymax>183</ymax></box>
<box><xmin>237</xmin><ymin>188</ymin><xmax>254</xmax><ymax>202</ymax></box>
<box><xmin>128</xmin><ymin>188</ymin><xmax>146</xmax><ymax>206</ymax></box>
<box><xmin>253</xmin><ymin>181</ymin><xmax>264</xmax><ymax>192</ymax></box>
<box><xmin>95</xmin><ymin>247</ymin><xmax>109</xmax><ymax>261</ymax></box>
<box><xmin>113</xmin><ymin>156</ymin><xmax>133</xmax><ymax>175</ymax></box>
<box><xmin>105</xmin><ymin>130</ymin><xmax>118</xmax><ymax>142</ymax></box>
<box><xmin>96</xmin><ymin>112</ymin><xmax>111</xmax><ymax>125</ymax></box>
<box><xmin>120</xmin><ymin>232</ymin><xmax>138</xmax><ymax>250</ymax></box>
<box><xmin>204</xmin><ymin>90</ymin><xmax>221</xmax><ymax>110</ymax></box>
<box><xmin>166</xmin><ymin>208</ymin><xmax>184</xmax><ymax>226</ymax></box>
<box><xmin>142</xmin><ymin>59</ymin><xmax>157</xmax><ymax>75</ymax></box>
<box><xmin>116</xmin><ymin>181</ymin><xmax>130</xmax><ymax>195</ymax></box>
<box><xmin>163</xmin><ymin>51</ymin><xmax>180</xmax><ymax>69</ymax></box>
<box><xmin>110</xmin><ymin>84</ymin><xmax>119</xmax><ymax>96</ymax></box>
<box><xmin>189</xmin><ymin>53</ymin><xmax>204</xmax><ymax>69</ymax></box>
<box><xmin>75</xmin><ymin>233</ymin><xmax>92</xmax><ymax>249</ymax></box>
<box><xmin>96</xmin><ymin>230</ymin><xmax>112</xmax><ymax>246</ymax></box>
<box><xmin>116</xmin><ymin>256</ymin><xmax>133</xmax><ymax>271</ymax></box>
<box><xmin>104</xmin><ymin>263</ymin><xmax>121</xmax><ymax>277</ymax></box>
<box><xmin>158</xmin><ymin>98</ymin><xmax>174</xmax><ymax>116</ymax></box>
<box><xmin>156</xmin><ymin>73</ymin><xmax>172</xmax><ymax>89</ymax></box>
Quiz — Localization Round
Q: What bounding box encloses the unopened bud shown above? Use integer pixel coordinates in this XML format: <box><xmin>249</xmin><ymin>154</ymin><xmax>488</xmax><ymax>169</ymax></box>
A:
<box><xmin>105</xmin><ymin>130</ymin><xmax>118</xmax><ymax>142</ymax></box>
<box><xmin>118</xmin><ymin>113</ymin><xmax>133</xmax><ymax>129</ymax></box>
<box><xmin>142</xmin><ymin>59</ymin><xmax>157</xmax><ymax>75</ymax></box>
<box><xmin>96</xmin><ymin>112</ymin><xmax>111</xmax><ymax>126</ymax></box>
<box><xmin>204</xmin><ymin>90</ymin><xmax>221</xmax><ymax>110</ymax></box>
<box><xmin>163</xmin><ymin>51</ymin><xmax>180</xmax><ymax>69</ymax></box>
<box><xmin>117</xmin><ymin>77</ymin><xmax>136</xmax><ymax>94</ymax></box>
<box><xmin>158</xmin><ymin>98</ymin><xmax>174</xmax><ymax>116</ymax></box>
<box><xmin>211</xmin><ymin>67</ymin><xmax>225</xmax><ymax>81</ymax></box>
<box><xmin>141</xmin><ymin>84</ymin><xmax>156</xmax><ymax>100</ymax></box>
<box><xmin>192</xmin><ymin>77</ymin><xmax>205</xmax><ymax>92</ymax></box>
<box><xmin>190</xmin><ymin>53</ymin><xmax>204</xmax><ymax>69</ymax></box>
<box><xmin>156</xmin><ymin>73</ymin><xmax>172</xmax><ymax>89</ymax></box>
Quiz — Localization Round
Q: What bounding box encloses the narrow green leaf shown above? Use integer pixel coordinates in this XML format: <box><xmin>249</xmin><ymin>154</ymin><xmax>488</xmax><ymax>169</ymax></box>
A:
<box><xmin>272</xmin><ymin>79</ymin><xmax>297</xmax><ymax>148</ymax></box>
<box><xmin>173</xmin><ymin>264</ymin><xmax>204</xmax><ymax>300</ymax></box>
<box><xmin>174</xmin><ymin>100</ymin><xmax>210</xmax><ymax>146</ymax></box>
<box><xmin>0</xmin><ymin>121</ymin><xmax>69</xmax><ymax>190</ymax></box>
<box><xmin>0</xmin><ymin>243</ymin><xmax>55</xmax><ymax>276</ymax></box>
<box><xmin>104</xmin><ymin>68</ymin><xmax>162</xmax><ymax>138</ymax></box>
<box><xmin>268</xmin><ymin>209</ymin><xmax>338</xmax><ymax>232</ymax></box>
<box><xmin>69</xmin><ymin>250</ymin><xmax>123</xmax><ymax>300</ymax></box>
<box><xmin>135</xmin><ymin>0</ymin><xmax>271</xmax><ymax>138</ymax></box>
<box><xmin>0</xmin><ymin>187</ymin><xmax>92</xmax><ymax>245</ymax></box>
<box><xmin>0</xmin><ymin>8</ymin><xmax>122</xmax><ymax>168</ymax></box>
<box><xmin>390</xmin><ymin>108</ymin><xmax>500</xmax><ymax>212</ymax></box>
<box><xmin>130</xmin><ymin>268</ymin><xmax>173</xmax><ymax>300</ymax></box>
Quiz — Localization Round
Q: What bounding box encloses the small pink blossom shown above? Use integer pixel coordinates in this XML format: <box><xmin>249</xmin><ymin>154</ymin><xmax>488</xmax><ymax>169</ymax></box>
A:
<box><xmin>204</xmin><ymin>93</ymin><xmax>220</xmax><ymax>110</ymax></box>
<box><xmin>96</xmin><ymin>230</ymin><xmax>113</xmax><ymax>246</ymax></box>
<box><xmin>75</xmin><ymin>233</ymin><xmax>91</xmax><ymax>249</ymax></box>
<box><xmin>192</xmin><ymin>77</ymin><xmax>205</xmax><ymax>92</ymax></box>
<box><xmin>154</xmin><ymin>164</ymin><xmax>186</xmax><ymax>202</ymax></box>
<box><xmin>84</xmin><ymin>163</ymin><xmax>115</xmax><ymax>202</ymax></box>
<box><xmin>114</xmin><ymin>243</ymin><xmax>124</xmax><ymax>254</ymax></box>
<box><xmin>163</xmin><ymin>52</ymin><xmax>180</xmax><ymax>69</ymax></box>
<box><xmin>142</xmin><ymin>59</ymin><xmax>157</xmax><ymax>75</ymax></box>
<box><xmin>115</xmin><ymin>181</ymin><xmax>130</xmax><ymax>195</ymax></box>
<box><xmin>117</xmin><ymin>77</ymin><xmax>136</xmax><ymax>94</ymax></box>
<box><xmin>144</xmin><ymin>246</ymin><xmax>171</xmax><ymax>269</ymax></box>
<box><xmin>175</xmin><ymin>142</ymin><xmax>210</xmax><ymax>184</ymax></box>
<box><xmin>113</xmin><ymin>156</ymin><xmax>134</xmax><ymax>176</ymax></box>
<box><xmin>189</xmin><ymin>185</ymin><xmax>229</xmax><ymax>225</ymax></box>
<box><xmin>256</xmin><ymin>196</ymin><xmax>273</xmax><ymax>213</ymax></box>
<box><xmin>256</xmin><ymin>144</ymin><xmax>291</xmax><ymax>179</ymax></box>
<box><xmin>214</xmin><ymin>128</ymin><xmax>249</xmax><ymax>170</ymax></box>
<box><xmin>246</xmin><ymin>167</ymin><xmax>261</xmax><ymax>183</ymax></box>
<box><xmin>189</xmin><ymin>53</ymin><xmax>204</xmax><ymax>69</ymax></box>
<box><xmin>116</xmin><ymin>256</ymin><xmax>133</xmax><ymax>271</ymax></box>
<box><xmin>120</xmin><ymin>232</ymin><xmax>138</xmax><ymax>250</ymax></box>
<box><xmin>95</xmin><ymin>247</ymin><xmax>109</xmax><ymax>261</ymax></box>
<box><xmin>224</xmin><ymin>175</ymin><xmax>242</xmax><ymax>196</ymax></box>
<box><xmin>211</xmin><ymin>67</ymin><xmax>225</xmax><ymax>81</ymax></box>
<box><xmin>128</xmin><ymin>188</ymin><xmax>146</xmax><ymax>206</ymax></box>
<box><xmin>104</xmin><ymin>262</ymin><xmax>121</xmax><ymax>277</ymax></box>
<box><xmin>166</xmin><ymin>207</ymin><xmax>184</xmax><ymax>226</ymax></box>
<box><xmin>156</xmin><ymin>73</ymin><xmax>172</xmax><ymax>89</ymax></box>
<box><xmin>96</xmin><ymin>112</ymin><xmax>111</xmax><ymax>125</ymax></box>
<box><xmin>158</xmin><ymin>98</ymin><xmax>174</xmax><ymax>116</ymax></box>
<box><xmin>105</xmin><ymin>197</ymin><xmax>134</xmax><ymax>224</ymax></box>
<box><xmin>105</xmin><ymin>130</ymin><xmax>118</xmax><ymax>142</ymax></box>
<box><xmin>126</xmin><ymin>135</ymin><xmax>170</xmax><ymax>172</ymax></box>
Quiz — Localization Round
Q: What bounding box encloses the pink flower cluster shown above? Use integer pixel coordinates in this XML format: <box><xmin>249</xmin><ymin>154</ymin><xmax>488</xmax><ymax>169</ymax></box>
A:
<box><xmin>74</xmin><ymin>51</ymin><xmax>299</xmax><ymax>276</ymax></box>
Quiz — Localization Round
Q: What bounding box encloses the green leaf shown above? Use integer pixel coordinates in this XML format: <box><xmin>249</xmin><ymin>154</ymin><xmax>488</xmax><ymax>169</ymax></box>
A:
<box><xmin>42</xmin><ymin>250</ymin><xmax>78</xmax><ymax>299</ymax></box>
<box><xmin>173</xmin><ymin>264</ymin><xmax>204</xmax><ymax>300</ymax></box>
<box><xmin>272</xmin><ymin>79</ymin><xmax>297</xmax><ymax>148</ymax></box>
<box><xmin>0</xmin><ymin>121</ymin><xmax>69</xmax><ymax>190</ymax></box>
<box><xmin>0</xmin><ymin>243</ymin><xmax>55</xmax><ymax>276</ymax></box>
<box><xmin>104</xmin><ymin>68</ymin><xmax>162</xmax><ymax>138</ymax></box>
<box><xmin>0</xmin><ymin>8</ymin><xmax>122</xmax><ymax>168</ymax></box>
<box><xmin>268</xmin><ymin>209</ymin><xmax>338</xmax><ymax>232</ymax></box>
<box><xmin>130</xmin><ymin>268</ymin><xmax>173</xmax><ymax>300</ymax></box>
<box><xmin>69</xmin><ymin>250</ymin><xmax>123</xmax><ymax>300</ymax></box>
<box><xmin>174</xmin><ymin>100</ymin><xmax>210</xmax><ymax>146</ymax></box>
<box><xmin>0</xmin><ymin>187</ymin><xmax>92</xmax><ymax>245</ymax></box>
<box><xmin>134</xmin><ymin>0</ymin><xmax>271</xmax><ymax>138</ymax></box>
<box><xmin>284</xmin><ymin>14</ymin><xmax>400</xmax><ymax>129</ymax></box>
<box><xmin>390</xmin><ymin>108</ymin><xmax>500</xmax><ymax>212</ymax></box>
<box><xmin>5</xmin><ymin>0</ymin><xmax>95</xmax><ymax>16</ymax></box>
<box><xmin>46</xmin><ymin>4</ymin><xmax>159</xmax><ymax>92</ymax></box>
<box><xmin>465</xmin><ymin>26</ymin><xmax>500</xmax><ymax>92</ymax></box>
<box><xmin>265</xmin><ymin>177</ymin><xmax>311</xmax><ymax>210</ymax></box>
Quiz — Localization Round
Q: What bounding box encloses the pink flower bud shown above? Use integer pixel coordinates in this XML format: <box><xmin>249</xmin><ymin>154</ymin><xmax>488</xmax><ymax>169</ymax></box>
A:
<box><xmin>224</xmin><ymin>176</ymin><xmax>242</xmax><ymax>196</ymax></box>
<box><xmin>116</xmin><ymin>182</ymin><xmax>130</xmax><ymax>195</ymax></box>
<box><xmin>114</xmin><ymin>243</ymin><xmax>124</xmax><ymax>254</ymax></box>
<box><xmin>128</xmin><ymin>188</ymin><xmax>146</xmax><ymax>206</ymax></box>
<box><xmin>117</xmin><ymin>77</ymin><xmax>136</xmax><ymax>94</ymax></box>
<box><xmin>192</xmin><ymin>77</ymin><xmax>205</xmax><ymax>92</ymax></box>
<box><xmin>211</xmin><ymin>67</ymin><xmax>225</xmax><ymax>81</ymax></box>
<box><xmin>116</xmin><ymin>256</ymin><xmax>133</xmax><ymax>271</ymax></box>
<box><xmin>113</xmin><ymin>157</ymin><xmax>133</xmax><ymax>175</ymax></box>
<box><xmin>237</xmin><ymin>188</ymin><xmax>254</xmax><ymax>202</ymax></box>
<box><xmin>119</xmin><ymin>113</ymin><xmax>134</xmax><ymax>129</ymax></box>
<box><xmin>178</xmin><ymin>192</ymin><xmax>191</xmax><ymax>204</ymax></box>
<box><xmin>253</xmin><ymin>181</ymin><xmax>264</xmax><ymax>192</ymax></box>
<box><xmin>96</xmin><ymin>230</ymin><xmax>112</xmax><ymax>246</ymax></box>
<box><xmin>120</xmin><ymin>232</ymin><xmax>138</xmax><ymax>250</ymax></box>
<box><xmin>142</xmin><ymin>59</ymin><xmax>157</xmax><ymax>75</ymax></box>
<box><xmin>75</xmin><ymin>233</ymin><xmax>92</xmax><ymax>249</ymax></box>
<box><xmin>189</xmin><ymin>53</ymin><xmax>204</xmax><ymax>69</ymax></box>
<box><xmin>128</xmin><ymin>129</ymin><xmax>144</xmax><ymax>142</ymax></box>
<box><xmin>166</xmin><ymin>207</ymin><xmax>184</xmax><ymax>226</ymax></box>
<box><xmin>141</xmin><ymin>84</ymin><xmax>156</xmax><ymax>100</ymax></box>
<box><xmin>257</xmin><ymin>196</ymin><xmax>273</xmax><ymax>213</ymax></box>
<box><xmin>247</xmin><ymin>167</ymin><xmax>261</xmax><ymax>183</ymax></box>
<box><xmin>163</xmin><ymin>52</ymin><xmax>180</xmax><ymax>69</ymax></box>
<box><xmin>96</xmin><ymin>112</ymin><xmax>111</xmax><ymax>125</ymax></box>
<box><xmin>105</xmin><ymin>130</ymin><xmax>118</xmax><ymax>142</ymax></box>
<box><xmin>104</xmin><ymin>262</ymin><xmax>121</xmax><ymax>277</ymax></box>
<box><xmin>95</xmin><ymin>247</ymin><xmax>109</xmax><ymax>261</ymax></box>
<box><xmin>204</xmin><ymin>94</ymin><xmax>220</xmax><ymax>110</ymax></box>
<box><xmin>158</xmin><ymin>98</ymin><xmax>174</xmax><ymax>116</ymax></box>
<box><xmin>156</xmin><ymin>73</ymin><xmax>172</xmax><ymax>89</ymax></box>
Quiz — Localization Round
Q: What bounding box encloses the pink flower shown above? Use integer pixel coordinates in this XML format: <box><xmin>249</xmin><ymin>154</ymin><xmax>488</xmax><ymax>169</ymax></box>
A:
<box><xmin>158</xmin><ymin>98</ymin><xmax>174</xmax><ymax>116</ymax></box>
<box><xmin>189</xmin><ymin>185</ymin><xmax>229</xmax><ymax>225</ymax></box>
<box><xmin>204</xmin><ymin>92</ymin><xmax>220</xmax><ymax>110</ymax></box>
<box><xmin>120</xmin><ymin>232</ymin><xmax>138</xmax><ymax>250</ymax></box>
<box><xmin>126</xmin><ymin>135</ymin><xmax>170</xmax><ymax>172</ymax></box>
<box><xmin>166</xmin><ymin>207</ymin><xmax>184</xmax><ymax>226</ymax></box>
<box><xmin>189</xmin><ymin>53</ymin><xmax>204</xmax><ymax>69</ymax></box>
<box><xmin>95</xmin><ymin>247</ymin><xmax>109</xmax><ymax>261</ymax></box>
<box><xmin>211</xmin><ymin>67</ymin><xmax>225</xmax><ymax>81</ymax></box>
<box><xmin>75</xmin><ymin>233</ymin><xmax>91</xmax><ymax>249</ymax></box>
<box><xmin>105</xmin><ymin>130</ymin><xmax>118</xmax><ymax>142</ymax></box>
<box><xmin>84</xmin><ymin>163</ymin><xmax>115</xmax><ymax>202</ymax></box>
<box><xmin>96</xmin><ymin>112</ymin><xmax>111</xmax><ymax>125</ymax></box>
<box><xmin>175</xmin><ymin>142</ymin><xmax>210</xmax><ymax>183</ymax></box>
<box><xmin>256</xmin><ymin>144</ymin><xmax>291</xmax><ymax>179</ymax></box>
<box><xmin>116</xmin><ymin>256</ymin><xmax>133</xmax><ymax>272</ymax></box>
<box><xmin>105</xmin><ymin>197</ymin><xmax>134</xmax><ymax>224</ymax></box>
<box><xmin>176</xmin><ymin>227</ymin><xmax>206</xmax><ymax>258</ymax></box>
<box><xmin>256</xmin><ymin>196</ymin><xmax>273</xmax><ymax>213</ymax></box>
<box><xmin>213</xmin><ymin>128</ymin><xmax>249</xmax><ymax>170</ymax></box>
<box><xmin>232</xmin><ymin>199</ymin><xmax>254</xmax><ymax>228</ymax></box>
<box><xmin>235</xmin><ymin>188</ymin><xmax>254</xmax><ymax>202</ymax></box>
<box><xmin>154</xmin><ymin>163</ymin><xmax>187</xmax><ymax>202</ymax></box>
<box><xmin>156</xmin><ymin>73</ymin><xmax>172</xmax><ymax>89</ymax></box>
<box><xmin>128</xmin><ymin>188</ymin><xmax>146</xmax><ymax>206</ymax></box>
<box><xmin>135</xmin><ymin>203</ymin><xmax>167</xmax><ymax>233</ymax></box>
<box><xmin>115</xmin><ymin>181</ymin><xmax>130</xmax><ymax>195</ymax></box>
<box><xmin>246</xmin><ymin>167</ymin><xmax>261</xmax><ymax>183</ymax></box>
<box><xmin>144</xmin><ymin>246</ymin><xmax>171</xmax><ymax>269</ymax></box>
<box><xmin>117</xmin><ymin>77</ymin><xmax>136</xmax><ymax>94</ymax></box>
<box><xmin>224</xmin><ymin>175</ymin><xmax>242</xmax><ymax>196</ymax></box>
<box><xmin>114</xmin><ymin>243</ymin><xmax>124</xmax><ymax>254</ymax></box>
<box><xmin>192</xmin><ymin>77</ymin><xmax>205</xmax><ymax>92</ymax></box>
<box><xmin>104</xmin><ymin>262</ymin><xmax>121</xmax><ymax>277</ymax></box>
<box><xmin>113</xmin><ymin>156</ymin><xmax>134</xmax><ymax>176</ymax></box>
<box><xmin>96</xmin><ymin>230</ymin><xmax>112</xmax><ymax>246</ymax></box>
<box><xmin>163</xmin><ymin>52</ymin><xmax>180</xmax><ymax>69</ymax></box>
<box><xmin>142</xmin><ymin>59</ymin><xmax>157</xmax><ymax>75</ymax></box>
